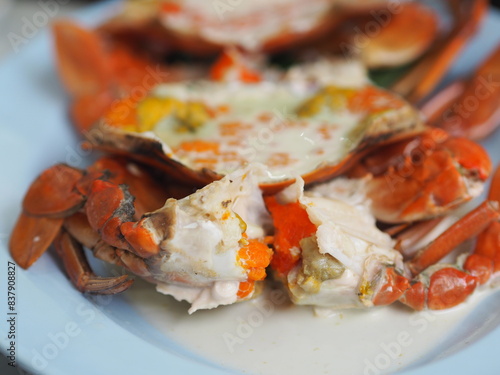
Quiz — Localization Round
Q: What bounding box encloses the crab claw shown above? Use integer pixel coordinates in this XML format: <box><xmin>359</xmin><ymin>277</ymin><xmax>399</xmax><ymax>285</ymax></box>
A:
<box><xmin>22</xmin><ymin>164</ymin><xmax>85</xmax><ymax>218</ymax></box>
<box><xmin>85</xmin><ymin>180</ymin><xmax>136</xmax><ymax>251</ymax></box>
<box><xmin>349</xmin><ymin>128</ymin><xmax>491</xmax><ymax>223</ymax></box>
<box><xmin>400</xmin><ymin>266</ymin><xmax>477</xmax><ymax>310</ymax></box>
<box><xmin>54</xmin><ymin>231</ymin><xmax>134</xmax><ymax>294</ymax></box>
<box><xmin>9</xmin><ymin>214</ymin><xmax>64</xmax><ymax>269</ymax></box>
<box><xmin>372</xmin><ymin>267</ymin><xmax>410</xmax><ymax>306</ymax></box>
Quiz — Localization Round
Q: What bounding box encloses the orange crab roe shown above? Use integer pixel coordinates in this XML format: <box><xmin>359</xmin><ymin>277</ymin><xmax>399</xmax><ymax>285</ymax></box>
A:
<box><xmin>175</xmin><ymin>140</ymin><xmax>220</xmax><ymax>153</ymax></box>
<box><xmin>237</xmin><ymin>281</ymin><xmax>255</xmax><ymax>299</ymax></box>
<box><xmin>264</xmin><ymin>196</ymin><xmax>317</xmax><ymax>277</ymax></box>
<box><xmin>237</xmin><ymin>236</ymin><xmax>273</xmax><ymax>299</ymax></box>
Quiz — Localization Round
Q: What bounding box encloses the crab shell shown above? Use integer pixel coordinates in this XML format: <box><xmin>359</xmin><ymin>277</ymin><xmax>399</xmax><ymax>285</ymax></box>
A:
<box><xmin>156</xmin><ymin>0</ymin><xmax>339</xmax><ymax>54</ymax></box>
<box><xmin>86</xmin><ymin>60</ymin><xmax>425</xmax><ymax>193</ymax></box>
<box><xmin>116</xmin><ymin>0</ymin><xmax>419</xmax><ymax>57</ymax></box>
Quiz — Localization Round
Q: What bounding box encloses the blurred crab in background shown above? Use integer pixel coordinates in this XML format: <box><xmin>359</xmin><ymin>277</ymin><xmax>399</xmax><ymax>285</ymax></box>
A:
<box><xmin>53</xmin><ymin>0</ymin><xmax>493</xmax><ymax>131</ymax></box>
<box><xmin>9</xmin><ymin>0</ymin><xmax>500</xmax><ymax>314</ymax></box>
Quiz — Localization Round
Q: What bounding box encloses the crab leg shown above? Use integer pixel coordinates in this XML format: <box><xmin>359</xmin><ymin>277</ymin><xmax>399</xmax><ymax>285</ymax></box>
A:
<box><xmin>54</xmin><ymin>230</ymin><xmax>134</xmax><ymax>294</ymax></box>
<box><xmin>390</xmin><ymin>217</ymin><xmax>445</xmax><ymax>258</ymax></box>
<box><xmin>398</xmin><ymin>266</ymin><xmax>478</xmax><ymax>310</ymax></box>
<box><xmin>9</xmin><ymin>214</ymin><xmax>64</xmax><ymax>269</ymax></box>
<box><xmin>64</xmin><ymin>213</ymin><xmax>154</xmax><ymax>281</ymax></box>
<box><xmin>22</xmin><ymin>164</ymin><xmax>85</xmax><ymax>218</ymax></box>
<box><xmin>422</xmin><ymin>44</ymin><xmax>500</xmax><ymax>140</ymax></box>
<box><xmin>64</xmin><ymin>213</ymin><xmax>124</xmax><ymax>266</ymax></box>
<box><xmin>391</xmin><ymin>0</ymin><xmax>487</xmax><ymax>103</ymax></box>
<box><xmin>53</xmin><ymin>21</ymin><xmax>112</xmax><ymax>98</ymax></box>
<box><xmin>407</xmin><ymin>201</ymin><xmax>500</xmax><ymax>276</ymax></box>
<box><xmin>84</xmin><ymin>179</ymin><xmax>161</xmax><ymax>258</ymax></box>
<box><xmin>371</xmin><ymin>267</ymin><xmax>410</xmax><ymax>306</ymax></box>
<box><xmin>10</xmin><ymin>159</ymin><xmax>168</xmax><ymax>269</ymax></box>
<box><xmin>374</xmin><ymin>178</ymin><xmax>500</xmax><ymax>310</ymax></box>
<box><xmin>372</xmin><ymin>262</ymin><xmax>478</xmax><ymax>310</ymax></box>
<box><xmin>53</xmin><ymin>21</ymin><xmax>117</xmax><ymax>133</ymax></box>
<box><xmin>465</xmin><ymin>165</ymin><xmax>500</xmax><ymax>280</ymax></box>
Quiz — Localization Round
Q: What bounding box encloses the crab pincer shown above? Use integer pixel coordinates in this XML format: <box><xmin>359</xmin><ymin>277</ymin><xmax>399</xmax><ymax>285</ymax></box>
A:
<box><xmin>347</xmin><ymin>128</ymin><xmax>492</xmax><ymax>223</ymax></box>
<box><xmin>10</xmin><ymin>165</ymin><xmax>85</xmax><ymax>269</ymax></box>
<box><xmin>9</xmin><ymin>162</ymin><xmax>137</xmax><ymax>291</ymax></box>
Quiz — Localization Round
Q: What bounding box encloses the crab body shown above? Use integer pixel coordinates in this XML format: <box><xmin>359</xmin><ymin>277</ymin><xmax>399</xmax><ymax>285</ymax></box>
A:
<box><xmin>10</xmin><ymin>159</ymin><xmax>273</xmax><ymax>313</ymax></box>
<box><xmin>8</xmin><ymin>0</ymin><xmax>500</xmax><ymax>316</ymax></box>
<box><xmin>265</xmin><ymin>172</ymin><xmax>500</xmax><ymax>312</ymax></box>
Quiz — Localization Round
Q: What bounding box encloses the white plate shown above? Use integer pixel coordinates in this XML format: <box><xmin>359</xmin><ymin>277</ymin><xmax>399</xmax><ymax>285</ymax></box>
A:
<box><xmin>1</xmin><ymin>2</ymin><xmax>500</xmax><ymax>375</ymax></box>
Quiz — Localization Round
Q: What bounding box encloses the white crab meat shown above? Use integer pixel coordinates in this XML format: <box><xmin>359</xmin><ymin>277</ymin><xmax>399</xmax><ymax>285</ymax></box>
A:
<box><xmin>276</xmin><ymin>178</ymin><xmax>404</xmax><ymax>309</ymax></box>
<box><xmin>148</xmin><ymin>164</ymin><xmax>271</xmax><ymax>313</ymax></box>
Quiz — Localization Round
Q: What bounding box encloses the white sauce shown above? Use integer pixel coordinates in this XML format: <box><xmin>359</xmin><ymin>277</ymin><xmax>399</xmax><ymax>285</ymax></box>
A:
<box><xmin>124</xmin><ymin>278</ymin><xmax>497</xmax><ymax>375</ymax></box>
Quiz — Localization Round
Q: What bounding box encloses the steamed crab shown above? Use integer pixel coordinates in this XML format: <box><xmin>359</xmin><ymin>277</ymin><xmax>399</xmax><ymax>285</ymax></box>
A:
<box><xmin>8</xmin><ymin>0</ymin><xmax>500</xmax><ymax>314</ymax></box>
<box><xmin>10</xmin><ymin>159</ymin><xmax>273</xmax><ymax>313</ymax></box>
<box><xmin>10</xmin><ymin>57</ymin><xmax>500</xmax><ymax>314</ymax></box>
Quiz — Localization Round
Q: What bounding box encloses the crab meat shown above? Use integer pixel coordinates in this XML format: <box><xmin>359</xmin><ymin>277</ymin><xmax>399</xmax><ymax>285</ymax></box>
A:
<box><xmin>270</xmin><ymin>178</ymin><xmax>404</xmax><ymax>309</ymax></box>
<box><xmin>130</xmin><ymin>164</ymin><xmax>270</xmax><ymax>312</ymax></box>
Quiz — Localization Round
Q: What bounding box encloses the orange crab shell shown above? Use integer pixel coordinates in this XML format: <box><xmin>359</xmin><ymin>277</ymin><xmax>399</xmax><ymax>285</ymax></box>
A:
<box><xmin>85</xmin><ymin>106</ymin><xmax>425</xmax><ymax>194</ymax></box>
<box><xmin>155</xmin><ymin>0</ymin><xmax>342</xmax><ymax>55</ymax></box>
